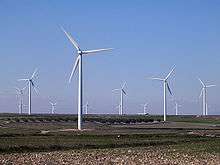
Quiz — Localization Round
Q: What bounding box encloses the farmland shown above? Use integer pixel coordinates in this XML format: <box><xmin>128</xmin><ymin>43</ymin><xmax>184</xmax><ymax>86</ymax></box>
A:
<box><xmin>0</xmin><ymin>114</ymin><xmax>219</xmax><ymax>164</ymax></box>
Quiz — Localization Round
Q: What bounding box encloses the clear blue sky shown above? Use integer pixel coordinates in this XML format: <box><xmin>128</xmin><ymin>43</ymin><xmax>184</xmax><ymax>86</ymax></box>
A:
<box><xmin>0</xmin><ymin>0</ymin><xmax>219</xmax><ymax>115</ymax></box>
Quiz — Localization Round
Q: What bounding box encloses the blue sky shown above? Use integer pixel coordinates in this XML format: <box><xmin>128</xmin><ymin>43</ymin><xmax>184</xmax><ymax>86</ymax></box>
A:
<box><xmin>0</xmin><ymin>0</ymin><xmax>219</xmax><ymax>115</ymax></box>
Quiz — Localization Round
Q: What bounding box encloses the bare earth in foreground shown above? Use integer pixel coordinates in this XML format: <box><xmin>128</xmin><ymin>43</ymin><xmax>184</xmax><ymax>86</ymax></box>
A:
<box><xmin>0</xmin><ymin>147</ymin><xmax>219</xmax><ymax>165</ymax></box>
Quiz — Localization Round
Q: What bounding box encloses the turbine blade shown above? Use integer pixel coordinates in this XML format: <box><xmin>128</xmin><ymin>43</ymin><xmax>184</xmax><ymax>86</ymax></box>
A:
<box><xmin>167</xmin><ymin>83</ymin><xmax>172</xmax><ymax>95</ymax></box>
<box><xmin>165</xmin><ymin>66</ymin><xmax>175</xmax><ymax>80</ymax></box>
<box><xmin>83</xmin><ymin>48</ymin><xmax>113</xmax><ymax>54</ymax></box>
<box><xmin>15</xmin><ymin>87</ymin><xmax>20</xmax><ymax>92</ymax></box>
<box><xmin>199</xmin><ymin>89</ymin><xmax>203</xmax><ymax>98</ymax></box>
<box><xmin>198</xmin><ymin>78</ymin><xmax>205</xmax><ymax>87</ymax></box>
<box><xmin>122</xmin><ymin>82</ymin><xmax>126</xmax><ymax>89</ymax></box>
<box><xmin>61</xmin><ymin>26</ymin><xmax>80</xmax><ymax>51</ymax></box>
<box><xmin>69</xmin><ymin>56</ymin><xmax>80</xmax><ymax>83</ymax></box>
<box><xmin>33</xmin><ymin>87</ymin><xmax>39</xmax><ymax>94</ymax></box>
<box><xmin>31</xmin><ymin>68</ymin><xmax>38</xmax><ymax>79</ymax></box>
<box><xmin>122</xmin><ymin>89</ymin><xmax>126</xmax><ymax>95</ymax></box>
<box><xmin>21</xmin><ymin>86</ymin><xmax>27</xmax><ymax>91</ymax></box>
<box><xmin>17</xmin><ymin>79</ymin><xmax>29</xmax><ymax>81</ymax></box>
<box><xmin>31</xmin><ymin>80</ymin><xmax>39</xmax><ymax>94</ymax></box>
<box><xmin>149</xmin><ymin>77</ymin><xmax>164</xmax><ymax>81</ymax></box>
<box><xmin>32</xmin><ymin>83</ymin><xmax>39</xmax><ymax>95</ymax></box>
<box><xmin>206</xmin><ymin>85</ymin><xmax>216</xmax><ymax>88</ymax></box>
<box><xmin>112</xmin><ymin>89</ymin><xmax>120</xmax><ymax>92</ymax></box>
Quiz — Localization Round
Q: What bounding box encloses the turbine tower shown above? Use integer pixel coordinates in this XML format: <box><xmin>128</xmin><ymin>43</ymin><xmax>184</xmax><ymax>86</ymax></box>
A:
<box><xmin>150</xmin><ymin>66</ymin><xmax>175</xmax><ymax>121</ymax></box>
<box><xmin>49</xmin><ymin>101</ymin><xmax>57</xmax><ymax>114</ymax></box>
<box><xmin>198</xmin><ymin>78</ymin><xmax>216</xmax><ymax>116</ymax></box>
<box><xmin>18</xmin><ymin>69</ymin><xmax>38</xmax><ymax>115</ymax></box>
<box><xmin>15</xmin><ymin>87</ymin><xmax>26</xmax><ymax>114</ymax></box>
<box><xmin>61</xmin><ymin>27</ymin><xmax>113</xmax><ymax>130</ymax></box>
<box><xmin>112</xmin><ymin>82</ymin><xmax>127</xmax><ymax>115</ymax></box>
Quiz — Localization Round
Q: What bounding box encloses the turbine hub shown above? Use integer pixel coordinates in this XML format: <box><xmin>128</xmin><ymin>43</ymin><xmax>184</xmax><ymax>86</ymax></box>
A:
<box><xmin>78</xmin><ymin>50</ymin><xmax>83</xmax><ymax>55</ymax></box>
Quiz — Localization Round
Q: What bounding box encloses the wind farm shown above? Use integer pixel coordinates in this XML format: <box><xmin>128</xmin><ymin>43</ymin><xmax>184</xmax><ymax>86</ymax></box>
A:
<box><xmin>0</xmin><ymin>1</ymin><xmax>220</xmax><ymax>164</ymax></box>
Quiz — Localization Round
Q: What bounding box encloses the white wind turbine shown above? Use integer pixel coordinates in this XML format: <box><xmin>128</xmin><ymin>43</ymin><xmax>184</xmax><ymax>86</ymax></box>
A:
<box><xmin>198</xmin><ymin>78</ymin><xmax>216</xmax><ymax>116</ymax></box>
<box><xmin>174</xmin><ymin>100</ymin><xmax>181</xmax><ymax>116</ymax></box>
<box><xmin>138</xmin><ymin>102</ymin><xmax>148</xmax><ymax>115</ymax></box>
<box><xmin>83</xmin><ymin>102</ymin><xmax>89</xmax><ymax>115</ymax></box>
<box><xmin>142</xmin><ymin>102</ymin><xmax>148</xmax><ymax>115</ymax></box>
<box><xmin>171</xmin><ymin>98</ymin><xmax>181</xmax><ymax>116</ymax></box>
<box><xmin>112</xmin><ymin>82</ymin><xmax>127</xmax><ymax>115</ymax></box>
<box><xmin>61</xmin><ymin>27</ymin><xmax>113</xmax><ymax>130</ymax></box>
<box><xmin>150</xmin><ymin>66</ymin><xmax>175</xmax><ymax>121</ymax></box>
<box><xmin>49</xmin><ymin>101</ymin><xmax>57</xmax><ymax>114</ymax></box>
<box><xmin>115</xmin><ymin>103</ymin><xmax>121</xmax><ymax>115</ymax></box>
<box><xmin>18</xmin><ymin>69</ymin><xmax>38</xmax><ymax>115</ymax></box>
<box><xmin>15</xmin><ymin>86</ymin><xmax>26</xmax><ymax>114</ymax></box>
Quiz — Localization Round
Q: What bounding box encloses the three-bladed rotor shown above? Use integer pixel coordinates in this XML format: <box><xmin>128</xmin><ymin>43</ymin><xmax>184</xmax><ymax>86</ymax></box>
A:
<box><xmin>61</xmin><ymin>27</ymin><xmax>113</xmax><ymax>83</ymax></box>
<box><xmin>18</xmin><ymin>68</ymin><xmax>39</xmax><ymax>94</ymax></box>
<box><xmin>150</xmin><ymin>66</ymin><xmax>175</xmax><ymax>96</ymax></box>
<box><xmin>112</xmin><ymin>82</ymin><xmax>127</xmax><ymax>95</ymax></box>
<box><xmin>198</xmin><ymin>78</ymin><xmax>216</xmax><ymax>98</ymax></box>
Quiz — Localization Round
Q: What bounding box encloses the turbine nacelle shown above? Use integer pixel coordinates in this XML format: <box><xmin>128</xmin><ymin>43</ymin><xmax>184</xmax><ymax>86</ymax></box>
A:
<box><xmin>77</xmin><ymin>50</ymin><xmax>83</xmax><ymax>55</ymax></box>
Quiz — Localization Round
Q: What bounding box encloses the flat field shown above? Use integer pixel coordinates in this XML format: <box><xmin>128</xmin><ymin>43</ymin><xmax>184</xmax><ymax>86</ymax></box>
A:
<box><xmin>0</xmin><ymin>114</ymin><xmax>219</xmax><ymax>164</ymax></box>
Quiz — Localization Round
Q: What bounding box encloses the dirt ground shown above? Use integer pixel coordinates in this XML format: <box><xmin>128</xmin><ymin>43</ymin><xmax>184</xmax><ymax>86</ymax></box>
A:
<box><xmin>0</xmin><ymin>147</ymin><xmax>219</xmax><ymax>165</ymax></box>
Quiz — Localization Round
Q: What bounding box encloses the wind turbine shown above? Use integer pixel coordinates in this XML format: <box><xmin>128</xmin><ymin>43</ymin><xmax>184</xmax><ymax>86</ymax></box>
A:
<box><xmin>171</xmin><ymin>98</ymin><xmax>181</xmax><ymax>116</ymax></box>
<box><xmin>49</xmin><ymin>101</ymin><xmax>57</xmax><ymax>114</ymax></box>
<box><xmin>138</xmin><ymin>102</ymin><xmax>148</xmax><ymax>115</ymax></box>
<box><xmin>150</xmin><ymin>66</ymin><xmax>175</xmax><ymax>121</ymax></box>
<box><xmin>112</xmin><ymin>82</ymin><xmax>127</xmax><ymax>115</ymax></box>
<box><xmin>18</xmin><ymin>69</ymin><xmax>38</xmax><ymax>115</ymax></box>
<box><xmin>61</xmin><ymin>27</ymin><xmax>113</xmax><ymax>130</ymax></box>
<box><xmin>15</xmin><ymin>86</ymin><xmax>26</xmax><ymax>114</ymax></box>
<box><xmin>142</xmin><ymin>102</ymin><xmax>148</xmax><ymax>115</ymax></box>
<box><xmin>174</xmin><ymin>100</ymin><xmax>181</xmax><ymax>116</ymax></box>
<box><xmin>115</xmin><ymin>103</ymin><xmax>121</xmax><ymax>115</ymax></box>
<box><xmin>83</xmin><ymin>102</ymin><xmax>89</xmax><ymax>115</ymax></box>
<box><xmin>198</xmin><ymin>78</ymin><xmax>216</xmax><ymax>116</ymax></box>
